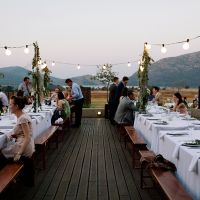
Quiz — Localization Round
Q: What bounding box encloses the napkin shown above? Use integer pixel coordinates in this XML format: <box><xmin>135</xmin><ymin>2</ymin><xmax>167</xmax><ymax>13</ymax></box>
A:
<box><xmin>188</xmin><ymin>154</ymin><xmax>200</xmax><ymax>173</ymax></box>
<box><xmin>55</xmin><ymin>117</ymin><xmax>63</xmax><ymax>124</ymax></box>
<box><xmin>31</xmin><ymin>116</ymin><xmax>41</xmax><ymax>124</ymax></box>
<box><xmin>172</xmin><ymin>143</ymin><xmax>184</xmax><ymax>159</ymax></box>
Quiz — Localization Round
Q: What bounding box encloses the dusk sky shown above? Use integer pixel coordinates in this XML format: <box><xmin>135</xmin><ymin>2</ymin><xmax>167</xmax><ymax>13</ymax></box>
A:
<box><xmin>0</xmin><ymin>0</ymin><xmax>200</xmax><ymax>79</ymax></box>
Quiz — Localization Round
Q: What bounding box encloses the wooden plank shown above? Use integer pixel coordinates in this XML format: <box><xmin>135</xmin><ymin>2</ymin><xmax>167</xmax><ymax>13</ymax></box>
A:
<box><xmin>0</xmin><ymin>163</ymin><xmax>23</xmax><ymax>193</ymax></box>
<box><xmin>151</xmin><ymin>169</ymin><xmax>192</xmax><ymax>200</ymax></box>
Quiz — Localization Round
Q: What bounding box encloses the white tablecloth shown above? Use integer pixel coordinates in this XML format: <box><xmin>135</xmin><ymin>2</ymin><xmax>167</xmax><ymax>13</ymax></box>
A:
<box><xmin>134</xmin><ymin>112</ymin><xmax>200</xmax><ymax>199</ymax></box>
<box><xmin>0</xmin><ymin>105</ymin><xmax>55</xmax><ymax>149</ymax></box>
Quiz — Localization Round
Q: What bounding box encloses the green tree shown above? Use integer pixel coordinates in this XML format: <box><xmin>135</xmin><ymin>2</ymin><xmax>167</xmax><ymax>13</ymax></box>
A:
<box><xmin>94</xmin><ymin>64</ymin><xmax>117</xmax><ymax>102</ymax></box>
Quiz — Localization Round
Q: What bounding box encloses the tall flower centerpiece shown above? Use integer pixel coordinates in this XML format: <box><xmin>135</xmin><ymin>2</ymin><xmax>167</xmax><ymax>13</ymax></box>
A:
<box><xmin>138</xmin><ymin>44</ymin><xmax>154</xmax><ymax>112</ymax></box>
<box><xmin>32</xmin><ymin>42</ymin><xmax>43</xmax><ymax>112</ymax></box>
<box><xmin>42</xmin><ymin>65</ymin><xmax>51</xmax><ymax>97</ymax></box>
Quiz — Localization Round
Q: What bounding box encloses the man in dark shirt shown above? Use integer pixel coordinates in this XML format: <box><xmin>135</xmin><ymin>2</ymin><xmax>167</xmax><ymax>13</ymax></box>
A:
<box><xmin>108</xmin><ymin>77</ymin><xmax>119</xmax><ymax>124</ymax></box>
<box><xmin>116</xmin><ymin>76</ymin><xmax>129</xmax><ymax>105</ymax></box>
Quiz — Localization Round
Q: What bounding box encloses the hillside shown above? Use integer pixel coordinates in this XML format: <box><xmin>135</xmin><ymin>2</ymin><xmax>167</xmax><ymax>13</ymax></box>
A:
<box><xmin>0</xmin><ymin>66</ymin><xmax>100</xmax><ymax>88</ymax></box>
<box><xmin>128</xmin><ymin>51</ymin><xmax>200</xmax><ymax>87</ymax></box>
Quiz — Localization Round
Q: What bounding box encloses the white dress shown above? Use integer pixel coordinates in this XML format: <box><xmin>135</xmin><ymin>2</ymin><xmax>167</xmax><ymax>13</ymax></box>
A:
<box><xmin>2</xmin><ymin>113</ymin><xmax>35</xmax><ymax>158</ymax></box>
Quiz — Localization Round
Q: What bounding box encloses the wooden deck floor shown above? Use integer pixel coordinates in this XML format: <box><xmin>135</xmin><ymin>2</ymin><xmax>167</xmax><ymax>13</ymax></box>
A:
<box><xmin>1</xmin><ymin>118</ymin><xmax>162</xmax><ymax>200</ymax></box>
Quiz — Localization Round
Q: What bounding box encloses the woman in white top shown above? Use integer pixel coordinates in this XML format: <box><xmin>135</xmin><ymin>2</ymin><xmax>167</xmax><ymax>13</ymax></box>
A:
<box><xmin>0</xmin><ymin>96</ymin><xmax>35</xmax><ymax>186</ymax></box>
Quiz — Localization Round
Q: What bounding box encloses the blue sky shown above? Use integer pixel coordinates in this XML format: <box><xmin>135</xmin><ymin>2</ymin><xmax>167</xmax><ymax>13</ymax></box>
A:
<box><xmin>0</xmin><ymin>0</ymin><xmax>200</xmax><ymax>78</ymax></box>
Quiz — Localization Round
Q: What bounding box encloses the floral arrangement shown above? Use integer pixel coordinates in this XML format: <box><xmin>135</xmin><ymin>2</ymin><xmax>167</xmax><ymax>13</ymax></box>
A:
<box><xmin>42</xmin><ymin>66</ymin><xmax>51</xmax><ymax>97</ymax></box>
<box><xmin>31</xmin><ymin>42</ymin><xmax>43</xmax><ymax>112</ymax></box>
<box><xmin>137</xmin><ymin>45</ymin><xmax>154</xmax><ymax>112</ymax></box>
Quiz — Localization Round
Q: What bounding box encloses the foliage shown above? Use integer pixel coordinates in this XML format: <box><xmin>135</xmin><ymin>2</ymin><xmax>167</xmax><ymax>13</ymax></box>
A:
<box><xmin>31</xmin><ymin>42</ymin><xmax>43</xmax><ymax>112</ymax></box>
<box><xmin>138</xmin><ymin>46</ymin><xmax>154</xmax><ymax>112</ymax></box>
<box><xmin>94</xmin><ymin>64</ymin><xmax>117</xmax><ymax>102</ymax></box>
<box><xmin>42</xmin><ymin>66</ymin><xmax>52</xmax><ymax>97</ymax></box>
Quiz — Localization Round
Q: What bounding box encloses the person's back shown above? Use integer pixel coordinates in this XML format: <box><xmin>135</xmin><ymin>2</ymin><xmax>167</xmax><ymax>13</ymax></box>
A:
<box><xmin>114</xmin><ymin>89</ymin><xmax>137</xmax><ymax>124</ymax></box>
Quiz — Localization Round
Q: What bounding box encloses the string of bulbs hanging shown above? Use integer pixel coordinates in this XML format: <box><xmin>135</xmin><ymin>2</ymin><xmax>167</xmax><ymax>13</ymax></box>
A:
<box><xmin>144</xmin><ymin>35</ymin><xmax>200</xmax><ymax>54</ymax></box>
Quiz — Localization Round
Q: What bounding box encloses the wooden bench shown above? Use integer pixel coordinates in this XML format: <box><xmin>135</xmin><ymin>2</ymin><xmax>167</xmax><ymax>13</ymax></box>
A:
<box><xmin>116</xmin><ymin>122</ymin><xmax>131</xmax><ymax>141</ymax></box>
<box><xmin>139</xmin><ymin>150</ymin><xmax>156</xmax><ymax>188</ymax></box>
<box><xmin>139</xmin><ymin>150</ymin><xmax>192</xmax><ymax>199</ymax></box>
<box><xmin>124</xmin><ymin>126</ymin><xmax>147</xmax><ymax>168</ymax></box>
<box><xmin>151</xmin><ymin>168</ymin><xmax>192</xmax><ymax>200</ymax></box>
<box><xmin>34</xmin><ymin>125</ymin><xmax>59</xmax><ymax>169</ymax></box>
<box><xmin>0</xmin><ymin>163</ymin><xmax>23</xmax><ymax>193</ymax></box>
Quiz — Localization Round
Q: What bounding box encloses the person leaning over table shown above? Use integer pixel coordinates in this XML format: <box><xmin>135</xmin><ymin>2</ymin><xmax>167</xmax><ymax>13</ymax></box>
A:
<box><xmin>57</xmin><ymin>91</ymin><xmax>71</xmax><ymax>119</ymax></box>
<box><xmin>172</xmin><ymin>92</ymin><xmax>187</xmax><ymax>113</ymax></box>
<box><xmin>114</xmin><ymin>88</ymin><xmax>138</xmax><ymax>125</ymax></box>
<box><xmin>65</xmin><ymin>79</ymin><xmax>84</xmax><ymax>128</ymax></box>
<box><xmin>0</xmin><ymin>96</ymin><xmax>35</xmax><ymax>186</ymax></box>
<box><xmin>18</xmin><ymin>76</ymin><xmax>32</xmax><ymax>97</ymax></box>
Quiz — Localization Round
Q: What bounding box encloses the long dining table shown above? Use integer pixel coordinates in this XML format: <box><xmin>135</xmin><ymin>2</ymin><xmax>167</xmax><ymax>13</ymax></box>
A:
<box><xmin>134</xmin><ymin>106</ymin><xmax>200</xmax><ymax>199</ymax></box>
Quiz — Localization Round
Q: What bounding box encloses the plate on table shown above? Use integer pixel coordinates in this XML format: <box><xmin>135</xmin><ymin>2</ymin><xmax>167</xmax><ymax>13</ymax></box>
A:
<box><xmin>192</xmin><ymin>122</ymin><xmax>200</xmax><ymax>125</ymax></box>
<box><xmin>182</xmin><ymin>118</ymin><xmax>196</xmax><ymax>121</ymax></box>
<box><xmin>182</xmin><ymin>143</ymin><xmax>200</xmax><ymax>147</ymax></box>
<box><xmin>167</xmin><ymin>132</ymin><xmax>188</xmax><ymax>136</ymax></box>
<box><xmin>153</xmin><ymin>121</ymin><xmax>168</xmax><ymax>125</ymax></box>
<box><xmin>142</xmin><ymin>114</ymin><xmax>153</xmax><ymax>117</ymax></box>
<box><xmin>147</xmin><ymin>118</ymin><xmax>160</xmax><ymax>120</ymax></box>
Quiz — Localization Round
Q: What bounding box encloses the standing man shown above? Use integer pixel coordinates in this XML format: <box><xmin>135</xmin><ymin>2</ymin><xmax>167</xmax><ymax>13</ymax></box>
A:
<box><xmin>108</xmin><ymin>77</ymin><xmax>119</xmax><ymax>124</ymax></box>
<box><xmin>65</xmin><ymin>79</ymin><xmax>84</xmax><ymax>128</ymax></box>
<box><xmin>116</xmin><ymin>76</ymin><xmax>129</xmax><ymax>105</ymax></box>
<box><xmin>18</xmin><ymin>77</ymin><xmax>31</xmax><ymax>97</ymax></box>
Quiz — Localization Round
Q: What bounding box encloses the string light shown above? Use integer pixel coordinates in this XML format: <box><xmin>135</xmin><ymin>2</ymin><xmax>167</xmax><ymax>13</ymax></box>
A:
<box><xmin>145</xmin><ymin>42</ymin><xmax>151</xmax><ymax>50</ymax></box>
<box><xmin>51</xmin><ymin>61</ymin><xmax>55</xmax><ymax>66</ymax></box>
<box><xmin>127</xmin><ymin>62</ymin><xmax>131</xmax><ymax>67</ymax></box>
<box><xmin>140</xmin><ymin>65</ymin><xmax>144</xmax><ymax>72</ymax></box>
<box><xmin>102</xmin><ymin>65</ymin><xmax>106</xmax><ymax>70</ymax></box>
<box><xmin>182</xmin><ymin>39</ymin><xmax>190</xmax><ymax>50</ymax></box>
<box><xmin>38</xmin><ymin>59</ymin><xmax>42</xmax><ymax>65</ymax></box>
<box><xmin>0</xmin><ymin>43</ymin><xmax>33</xmax><ymax>56</ymax></box>
<box><xmin>161</xmin><ymin>44</ymin><xmax>167</xmax><ymax>54</ymax></box>
<box><xmin>4</xmin><ymin>46</ymin><xmax>12</xmax><ymax>56</ymax></box>
<box><xmin>77</xmin><ymin>64</ymin><xmax>80</xmax><ymax>70</ymax></box>
<box><xmin>24</xmin><ymin>45</ymin><xmax>30</xmax><ymax>54</ymax></box>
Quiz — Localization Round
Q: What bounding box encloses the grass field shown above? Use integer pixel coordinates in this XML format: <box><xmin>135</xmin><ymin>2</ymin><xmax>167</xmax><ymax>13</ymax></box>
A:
<box><xmin>91</xmin><ymin>88</ymin><xmax>198</xmax><ymax>108</ymax></box>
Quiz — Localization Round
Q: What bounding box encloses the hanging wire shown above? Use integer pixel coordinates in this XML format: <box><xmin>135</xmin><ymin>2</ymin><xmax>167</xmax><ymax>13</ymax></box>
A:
<box><xmin>0</xmin><ymin>43</ymin><xmax>33</xmax><ymax>49</ymax></box>
<box><xmin>148</xmin><ymin>35</ymin><xmax>200</xmax><ymax>46</ymax></box>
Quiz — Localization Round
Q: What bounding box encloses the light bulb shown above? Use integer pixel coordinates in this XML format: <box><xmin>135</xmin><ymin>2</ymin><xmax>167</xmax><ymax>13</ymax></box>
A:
<box><xmin>102</xmin><ymin>65</ymin><xmax>106</xmax><ymax>70</ymax></box>
<box><xmin>127</xmin><ymin>62</ymin><xmax>131</xmax><ymax>67</ymax></box>
<box><xmin>52</xmin><ymin>61</ymin><xmax>55</xmax><ymax>66</ymax></box>
<box><xmin>4</xmin><ymin>47</ymin><xmax>12</xmax><ymax>56</ymax></box>
<box><xmin>38</xmin><ymin>59</ymin><xmax>42</xmax><ymax>65</ymax></box>
<box><xmin>145</xmin><ymin>42</ymin><xmax>151</xmax><ymax>50</ymax></box>
<box><xmin>161</xmin><ymin>44</ymin><xmax>167</xmax><ymax>54</ymax></box>
<box><xmin>24</xmin><ymin>45</ymin><xmax>30</xmax><ymax>54</ymax></box>
<box><xmin>138</xmin><ymin>60</ymin><xmax>141</xmax><ymax>65</ymax></box>
<box><xmin>140</xmin><ymin>65</ymin><xmax>144</xmax><ymax>72</ymax></box>
<box><xmin>77</xmin><ymin>64</ymin><xmax>80</xmax><ymax>70</ymax></box>
<box><xmin>182</xmin><ymin>39</ymin><xmax>189</xmax><ymax>50</ymax></box>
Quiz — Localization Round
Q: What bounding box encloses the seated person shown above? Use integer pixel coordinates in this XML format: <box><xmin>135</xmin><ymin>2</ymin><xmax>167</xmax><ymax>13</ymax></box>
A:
<box><xmin>114</xmin><ymin>88</ymin><xmax>138</xmax><ymax>125</ymax></box>
<box><xmin>172</xmin><ymin>92</ymin><xmax>187</xmax><ymax>113</ymax></box>
<box><xmin>152</xmin><ymin>86</ymin><xmax>163</xmax><ymax>106</ymax></box>
<box><xmin>57</xmin><ymin>91</ymin><xmax>71</xmax><ymax>119</ymax></box>
<box><xmin>177</xmin><ymin>103</ymin><xmax>188</xmax><ymax>114</ymax></box>
<box><xmin>50</xmin><ymin>87</ymin><xmax>60</xmax><ymax>102</ymax></box>
<box><xmin>0</xmin><ymin>96</ymin><xmax>34</xmax><ymax>185</ymax></box>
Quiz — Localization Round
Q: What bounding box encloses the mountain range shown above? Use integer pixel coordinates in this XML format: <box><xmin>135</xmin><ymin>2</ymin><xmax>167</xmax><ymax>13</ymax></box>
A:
<box><xmin>0</xmin><ymin>51</ymin><xmax>200</xmax><ymax>88</ymax></box>
<box><xmin>129</xmin><ymin>51</ymin><xmax>200</xmax><ymax>87</ymax></box>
